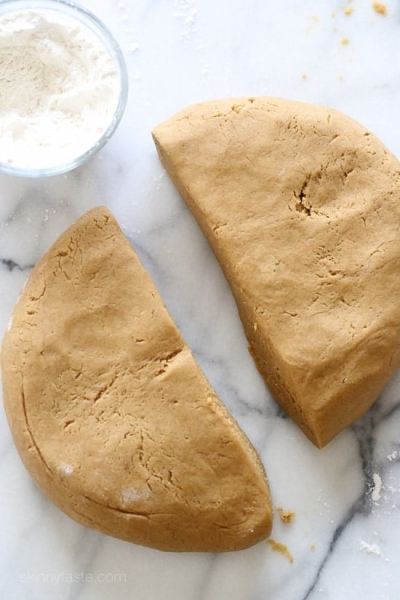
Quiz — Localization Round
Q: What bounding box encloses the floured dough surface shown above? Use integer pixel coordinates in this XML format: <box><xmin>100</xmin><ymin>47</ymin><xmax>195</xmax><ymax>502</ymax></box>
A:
<box><xmin>1</xmin><ymin>206</ymin><xmax>272</xmax><ymax>552</ymax></box>
<box><xmin>152</xmin><ymin>97</ymin><xmax>400</xmax><ymax>447</ymax></box>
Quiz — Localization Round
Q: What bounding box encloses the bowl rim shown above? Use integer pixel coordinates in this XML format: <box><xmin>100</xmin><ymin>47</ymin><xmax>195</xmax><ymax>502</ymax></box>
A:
<box><xmin>0</xmin><ymin>0</ymin><xmax>129</xmax><ymax>178</ymax></box>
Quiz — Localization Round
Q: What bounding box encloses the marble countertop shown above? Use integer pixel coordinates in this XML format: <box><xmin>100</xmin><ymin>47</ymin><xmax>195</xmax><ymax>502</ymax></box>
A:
<box><xmin>1</xmin><ymin>0</ymin><xmax>400</xmax><ymax>598</ymax></box>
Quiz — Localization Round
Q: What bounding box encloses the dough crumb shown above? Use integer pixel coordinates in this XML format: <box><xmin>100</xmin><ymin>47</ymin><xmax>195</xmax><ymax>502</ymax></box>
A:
<box><xmin>267</xmin><ymin>539</ymin><xmax>294</xmax><ymax>563</ymax></box>
<box><xmin>301</xmin><ymin>73</ymin><xmax>308</xmax><ymax>80</ymax></box>
<box><xmin>340</xmin><ymin>37</ymin><xmax>350</xmax><ymax>44</ymax></box>
<box><xmin>277</xmin><ymin>507</ymin><xmax>295</xmax><ymax>523</ymax></box>
<box><xmin>372</xmin><ymin>1</ymin><xmax>387</xmax><ymax>15</ymax></box>
<box><xmin>343</xmin><ymin>6</ymin><xmax>355</xmax><ymax>15</ymax></box>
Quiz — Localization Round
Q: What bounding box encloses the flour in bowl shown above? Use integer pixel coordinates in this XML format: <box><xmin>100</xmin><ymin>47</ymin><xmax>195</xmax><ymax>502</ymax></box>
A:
<box><xmin>0</xmin><ymin>7</ymin><xmax>121</xmax><ymax>170</ymax></box>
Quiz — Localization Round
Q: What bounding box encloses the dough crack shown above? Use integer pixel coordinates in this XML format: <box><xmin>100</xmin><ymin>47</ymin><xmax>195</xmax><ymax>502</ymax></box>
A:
<box><xmin>82</xmin><ymin>494</ymin><xmax>152</xmax><ymax>517</ymax></box>
<box><xmin>91</xmin><ymin>373</ymin><xmax>119</xmax><ymax>403</ymax></box>
<box><xmin>154</xmin><ymin>347</ymin><xmax>185</xmax><ymax>377</ymax></box>
<box><xmin>21</xmin><ymin>384</ymin><xmax>52</xmax><ymax>474</ymax></box>
<box><xmin>294</xmin><ymin>179</ymin><xmax>312</xmax><ymax>216</ymax></box>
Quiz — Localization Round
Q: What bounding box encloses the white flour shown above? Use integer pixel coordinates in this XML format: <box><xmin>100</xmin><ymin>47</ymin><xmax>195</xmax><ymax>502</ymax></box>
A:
<box><xmin>0</xmin><ymin>9</ymin><xmax>120</xmax><ymax>169</ymax></box>
<box><xmin>360</xmin><ymin>540</ymin><xmax>383</xmax><ymax>557</ymax></box>
<box><xmin>371</xmin><ymin>473</ymin><xmax>383</xmax><ymax>502</ymax></box>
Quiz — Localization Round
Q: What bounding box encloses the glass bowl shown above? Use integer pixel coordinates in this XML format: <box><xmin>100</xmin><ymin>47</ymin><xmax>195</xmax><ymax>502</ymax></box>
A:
<box><xmin>0</xmin><ymin>0</ymin><xmax>128</xmax><ymax>177</ymax></box>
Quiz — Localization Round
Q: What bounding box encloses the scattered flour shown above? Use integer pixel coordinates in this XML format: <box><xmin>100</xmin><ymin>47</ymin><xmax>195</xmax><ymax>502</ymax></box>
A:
<box><xmin>121</xmin><ymin>488</ymin><xmax>149</xmax><ymax>504</ymax></box>
<box><xmin>173</xmin><ymin>0</ymin><xmax>198</xmax><ymax>25</ymax></box>
<box><xmin>371</xmin><ymin>473</ymin><xmax>383</xmax><ymax>502</ymax></box>
<box><xmin>129</xmin><ymin>42</ymin><xmax>139</xmax><ymax>53</ymax></box>
<box><xmin>360</xmin><ymin>540</ymin><xmax>383</xmax><ymax>557</ymax></box>
<box><xmin>173</xmin><ymin>0</ymin><xmax>198</xmax><ymax>40</ymax></box>
<box><xmin>57</xmin><ymin>463</ymin><xmax>74</xmax><ymax>476</ymax></box>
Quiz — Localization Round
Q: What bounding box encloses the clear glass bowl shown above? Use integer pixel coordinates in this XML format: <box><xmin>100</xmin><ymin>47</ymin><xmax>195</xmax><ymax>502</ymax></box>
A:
<box><xmin>0</xmin><ymin>0</ymin><xmax>128</xmax><ymax>177</ymax></box>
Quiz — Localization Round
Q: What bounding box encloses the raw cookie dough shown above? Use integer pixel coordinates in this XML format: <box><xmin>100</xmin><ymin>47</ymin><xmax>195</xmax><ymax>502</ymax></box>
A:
<box><xmin>1</xmin><ymin>206</ymin><xmax>272</xmax><ymax>552</ymax></box>
<box><xmin>152</xmin><ymin>97</ymin><xmax>400</xmax><ymax>447</ymax></box>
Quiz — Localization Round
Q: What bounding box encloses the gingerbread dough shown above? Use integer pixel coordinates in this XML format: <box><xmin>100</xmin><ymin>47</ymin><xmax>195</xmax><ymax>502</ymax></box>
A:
<box><xmin>1</xmin><ymin>206</ymin><xmax>272</xmax><ymax>551</ymax></box>
<box><xmin>152</xmin><ymin>97</ymin><xmax>400</xmax><ymax>447</ymax></box>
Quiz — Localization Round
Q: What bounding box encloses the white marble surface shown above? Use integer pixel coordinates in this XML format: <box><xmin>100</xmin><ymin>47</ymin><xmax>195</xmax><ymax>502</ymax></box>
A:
<box><xmin>1</xmin><ymin>0</ymin><xmax>400</xmax><ymax>598</ymax></box>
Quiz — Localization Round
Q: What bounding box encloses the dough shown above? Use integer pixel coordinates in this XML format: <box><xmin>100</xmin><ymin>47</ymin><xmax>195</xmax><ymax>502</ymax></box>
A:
<box><xmin>152</xmin><ymin>97</ymin><xmax>400</xmax><ymax>447</ymax></box>
<box><xmin>1</xmin><ymin>207</ymin><xmax>272</xmax><ymax>552</ymax></box>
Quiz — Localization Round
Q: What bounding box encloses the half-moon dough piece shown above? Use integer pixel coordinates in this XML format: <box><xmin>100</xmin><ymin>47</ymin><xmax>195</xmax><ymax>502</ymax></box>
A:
<box><xmin>1</xmin><ymin>206</ymin><xmax>272</xmax><ymax>552</ymax></box>
<box><xmin>152</xmin><ymin>97</ymin><xmax>400</xmax><ymax>448</ymax></box>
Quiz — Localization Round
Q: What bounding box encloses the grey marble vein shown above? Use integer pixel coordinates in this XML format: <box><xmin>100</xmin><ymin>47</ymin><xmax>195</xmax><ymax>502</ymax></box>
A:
<box><xmin>0</xmin><ymin>258</ymin><xmax>34</xmax><ymax>272</ymax></box>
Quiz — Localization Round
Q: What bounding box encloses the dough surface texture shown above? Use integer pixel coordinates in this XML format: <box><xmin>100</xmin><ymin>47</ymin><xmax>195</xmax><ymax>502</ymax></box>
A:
<box><xmin>1</xmin><ymin>206</ymin><xmax>272</xmax><ymax>552</ymax></box>
<box><xmin>152</xmin><ymin>97</ymin><xmax>400</xmax><ymax>447</ymax></box>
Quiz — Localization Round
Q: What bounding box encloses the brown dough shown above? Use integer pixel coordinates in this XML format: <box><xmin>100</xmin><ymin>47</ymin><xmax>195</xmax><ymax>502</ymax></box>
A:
<box><xmin>152</xmin><ymin>97</ymin><xmax>400</xmax><ymax>447</ymax></box>
<box><xmin>1</xmin><ymin>206</ymin><xmax>272</xmax><ymax>552</ymax></box>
